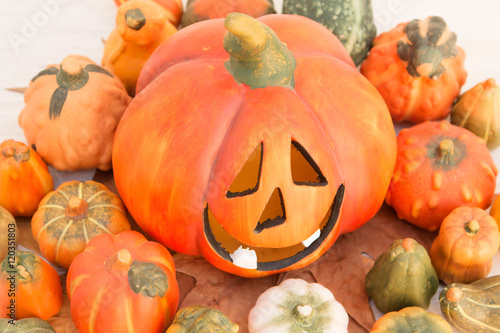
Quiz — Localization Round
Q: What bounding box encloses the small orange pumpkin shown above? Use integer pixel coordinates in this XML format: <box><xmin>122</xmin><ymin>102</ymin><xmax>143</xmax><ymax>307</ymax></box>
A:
<box><xmin>103</xmin><ymin>0</ymin><xmax>178</xmax><ymax>96</ymax></box>
<box><xmin>114</xmin><ymin>0</ymin><xmax>183</xmax><ymax>27</ymax></box>
<box><xmin>451</xmin><ymin>78</ymin><xmax>500</xmax><ymax>150</ymax></box>
<box><xmin>67</xmin><ymin>230</ymin><xmax>179</xmax><ymax>333</ymax></box>
<box><xmin>0</xmin><ymin>250</ymin><xmax>63</xmax><ymax>320</ymax></box>
<box><xmin>18</xmin><ymin>55</ymin><xmax>131</xmax><ymax>171</ymax></box>
<box><xmin>430</xmin><ymin>206</ymin><xmax>500</xmax><ymax>284</ymax></box>
<box><xmin>181</xmin><ymin>0</ymin><xmax>275</xmax><ymax>27</ymax></box>
<box><xmin>386</xmin><ymin>121</ymin><xmax>497</xmax><ymax>231</ymax></box>
<box><xmin>31</xmin><ymin>180</ymin><xmax>131</xmax><ymax>269</ymax></box>
<box><xmin>0</xmin><ymin>139</ymin><xmax>53</xmax><ymax>216</ymax></box>
<box><xmin>360</xmin><ymin>16</ymin><xmax>467</xmax><ymax>124</ymax></box>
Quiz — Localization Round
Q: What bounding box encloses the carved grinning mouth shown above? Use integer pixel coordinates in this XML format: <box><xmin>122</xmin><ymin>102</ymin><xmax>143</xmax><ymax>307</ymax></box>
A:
<box><xmin>203</xmin><ymin>183</ymin><xmax>344</xmax><ymax>271</ymax></box>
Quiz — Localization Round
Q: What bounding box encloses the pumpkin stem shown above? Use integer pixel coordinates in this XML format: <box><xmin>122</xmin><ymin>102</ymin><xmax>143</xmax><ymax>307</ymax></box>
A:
<box><xmin>2</xmin><ymin>145</ymin><xmax>30</xmax><ymax>162</ymax></box>
<box><xmin>402</xmin><ymin>238</ymin><xmax>415</xmax><ymax>252</ymax></box>
<box><xmin>223</xmin><ymin>13</ymin><xmax>296</xmax><ymax>89</ymax></box>
<box><xmin>465</xmin><ymin>219</ymin><xmax>480</xmax><ymax>235</ymax></box>
<box><xmin>65</xmin><ymin>197</ymin><xmax>89</xmax><ymax>221</ymax></box>
<box><xmin>57</xmin><ymin>56</ymin><xmax>89</xmax><ymax>91</ymax></box>
<box><xmin>446</xmin><ymin>286</ymin><xmax>463</xmax><ymax>302</ymax></box>
<box><xmin>396</xmin><ymin>16</ymin><xmax>458</xmax><ymax>79</ymax></box>
<box><xmin>292</xmin><ymin>304</ymin><xmax>315</xmax><ymax>327</ymax></box>
<box><xmin>105</xmin><ymin>249</ymin><xmax>132</xmax><ymax>274</ymax></box>
<box><xmin>438</xmin><ymin>139</ymin><xmax>457</xmax><ymax>166</ymax></box>
<box><xmin>125</xmin><ymin>8</ymin><xmax>146</xmax><ymax>31</ymax></box>
<box><xmin>484</xmin><ymin>78</ymin><xmax>496</xmax><ymax>90</ymax></box>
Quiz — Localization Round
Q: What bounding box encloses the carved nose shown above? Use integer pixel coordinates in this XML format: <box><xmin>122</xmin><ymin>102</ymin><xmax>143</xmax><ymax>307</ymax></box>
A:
<box><xmin>254</xmin><ymin>187</ymin><xmax>286</xmax><ymax>234</ymax></box>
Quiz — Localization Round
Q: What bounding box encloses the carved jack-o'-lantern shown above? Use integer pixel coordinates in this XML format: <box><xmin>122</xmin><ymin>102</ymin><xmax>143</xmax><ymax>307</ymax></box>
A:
<box><xmin>113</xmin><ymin>14</ymin><xmax>397</xmax><ymax>277</ymax></box>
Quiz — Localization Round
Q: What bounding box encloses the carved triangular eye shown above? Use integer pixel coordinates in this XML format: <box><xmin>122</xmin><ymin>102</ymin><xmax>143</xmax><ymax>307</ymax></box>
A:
<box><xmin>226</xmin><ymin>142</ymin><xmax>263</xmax><ymax>198</ymax></box>
<box><xmin>254</xmin><ymin>187</ymin><xmax>286</xmax><ymax>234</ymax></box>
<box><xmin>291</xmin><ymin>141</ymin><xmax>328</xmax><ymax>186</ymax></box>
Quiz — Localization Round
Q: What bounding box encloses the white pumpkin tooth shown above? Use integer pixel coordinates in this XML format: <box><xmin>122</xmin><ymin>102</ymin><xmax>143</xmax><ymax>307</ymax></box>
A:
<box><xmin>230</xmin><ymin>246</ymin><xmax>257</xmax><ymax>269</ymax></box>
<box><xmin>302</xmin><ymin>229</ymin><xmax>321</xmax><ymax>247</ymax></box>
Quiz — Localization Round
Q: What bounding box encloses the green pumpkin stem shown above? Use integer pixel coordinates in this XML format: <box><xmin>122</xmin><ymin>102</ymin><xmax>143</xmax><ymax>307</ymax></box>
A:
<box><xmin>465</xmin><ymin>219</ymin><xmax>480</xmax><ymax>235</ymax></box>
<box><xmin>125</xmin><ymin>8</ymin><xmax>146</xmax><ymax>31</ymax></box>
<box><xmin>397</xmin><ymin>16</ymin><xmax>458</xmax><ymax>79</ymax></box>
<box><xmin>223</xmin><ymin>13</ymin><xmax>296</xmax><ymax>89</ymax></box>
<box><xmin>438</xmin><ymin>139</ymin><xmax>458</xmax><ymax>166</ymax></box>
<box><xmin>2</xmin><ymin>146</ymin><xmax>30</xmax><ymax>162</ymax></box>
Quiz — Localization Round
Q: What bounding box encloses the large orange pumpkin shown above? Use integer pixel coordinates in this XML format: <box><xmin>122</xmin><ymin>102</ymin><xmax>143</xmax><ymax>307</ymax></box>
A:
<box><xmin>113</xmin><ymin>13</ymin><xmax>397</xmax><ymax>277</ymax></box>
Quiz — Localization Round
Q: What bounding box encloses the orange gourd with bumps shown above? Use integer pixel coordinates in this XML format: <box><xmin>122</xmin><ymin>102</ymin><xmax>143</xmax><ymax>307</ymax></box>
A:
<box><xmin>114</xmin><ymin>0</ymin><xmax>183</xmax><ymax>27</ymax></box>
<box><xmin>386</xmin><ymin>121</ymin><xmax>497</xmax><ymax>231</ymax></box>
<box><xmin>361</xmin><ymin>16</ymin><xmax>467</xmax><ymax>124</ymax></box>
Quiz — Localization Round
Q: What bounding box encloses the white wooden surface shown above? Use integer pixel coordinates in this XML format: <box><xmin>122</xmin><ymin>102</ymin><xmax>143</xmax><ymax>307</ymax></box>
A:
<box><xmin>1</xmin><ymin>0</ymin><xmax>500</xmax><ymax>330</ymax></box>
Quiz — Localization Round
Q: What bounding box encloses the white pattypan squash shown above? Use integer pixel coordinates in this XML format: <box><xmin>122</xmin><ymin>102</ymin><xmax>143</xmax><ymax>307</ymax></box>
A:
<box><xmin>248</xmin><ymin>278</ymin><xmax>349</xmax><ymax>332</ymax></box>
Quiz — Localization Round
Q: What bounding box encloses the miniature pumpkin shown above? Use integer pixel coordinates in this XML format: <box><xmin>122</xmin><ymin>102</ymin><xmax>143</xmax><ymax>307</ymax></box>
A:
<box><xmin>31</xmin><ymin>180</ymin><xmax>131</xmax><ymax>269</ymax></box>
<box><xmin>102</xmin><ymin>0</ymin><xmax>178</xmax><ymax>96</ymax></box>
<box><xmin>386</xmin><ymin>121</ymin><xmax>497</xmax><ymax>231</ymax></box>
<box><xmin>0</xmin><ymin>318</ymin><xmax>56</xmax><ymax>332</ymax></box>
<box><xmin>248</xmin><ymin>278</ymin><xmax>348</xmax><ymax>332</ymax></box>
<box><xmin>360</xmin><ymin>16</ymin><xmax>467</xmax><ymax>124</ymax></box>
<box><xmin>114</xmin><ymin>13</ymin><xmax>397</xmax><ymax>277</ymax></box>
<box><xmin>0</xmin><ymin>139</ymin><xmax>53</xmax><ymax>216</ymax></box>
<box><xmin>430</xmin><ymin>206</ymin><xmax>500</xmax><ymax>284</ymax></box>
<box><xmin>166</xmin><ymin>305</ymin><xmax>239</xmax><ymax>333</ymax></box>
<box><xmin>365</xmin><ymin>238</ymin><xmax>439</xmax><ymax>313</ymax></box>
<box><xmin>371</xmin><ymin>306</ymin><xmax>452</xmax><ymax>333</ymax></box>
<box><xmin>440</xmin><ymin>275</ymin><xmax>500</xmax><ymax>332</ymax></box>
<box><xmin>451</xmin><ymin>78</ymin><xmax>500</xmax><ymax>150</ymax></box>
<box><xmin>114</xmin><ymin>0</ymin><xmax>183</xmax><ymax>27</ymax></box>
<box><xmin>18</xmin><ymin>55</ymin><xmax>131</xmax><ymax>171</ymax></box>
<box><xmin>67</xmin><ymin>230</ymin><xmax>179</xmax><ymax>333</ymax></box>
<box><xmin>0</xmin><ymin>206</ymin><xmax>17</xmax><ymax>262</ymax></box>
<box><xmin>181</xmin><ymin>0</ymin><xmax>275</xmax><ymax>27</ymax></box>
<box><xmin>282</xmin><ymin>0</ymin><xmax>377</xmax><ymax>66</ymax></box>
<box><xmin>0</xmin><ymin>250</ymin><xmax>62</xmax><ymax>320</ymax></box>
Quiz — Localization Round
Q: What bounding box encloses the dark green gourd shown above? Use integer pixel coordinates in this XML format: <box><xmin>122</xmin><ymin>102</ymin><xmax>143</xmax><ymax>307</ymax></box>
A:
<box><xmin>365</xmin><ymin>238</ymin><xmax>439</xmax><ymax>313</ymax></box>
<box><xmin>282</xmin><ymin>0</ymin><xmax>376</xmax><ymax>66</ymax></box>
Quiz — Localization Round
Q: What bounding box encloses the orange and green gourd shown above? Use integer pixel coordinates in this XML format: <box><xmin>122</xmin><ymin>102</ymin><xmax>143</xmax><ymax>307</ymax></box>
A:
<box><xmin>370</xmin><ymin>306</ymin><xmax>452</xmax><ymax>333</ymax></box>
<box><xmin>102</xmin><ymin>0</ymin><xmax>178</xmax><ymax>96</ymax></box>
<box><xmin>0</xmin><ymin>139</ymin><xmax>53</xmax><ymax>217</ymax></box>
<box><xmin>114</xmin><ymin>13</ymin><xmax>397</xmax><ymax>278</ymax></box>
<box><xmin>430</xmin><ymin>206</ymin><xmax>500</xmax><ymax>285</ymax></box>
<box><xmin>31</xmin><ymin>180</ymin><xmax>131</xmax><ymax>269</ymax></box>
<box><xmin>181</xmin><ymin>0</ymin><xmax>275</xmax><ymax>27</ymax></box>
<box><xmin>18</xmin><ymin>55</ymin><xmax>131</xmax><ymax>171</ymax></box>
<box><xmin>67</xmin><ymin>230</ymin><xmax>179</xmax><ymax>333</ymax></box>
<box><xmin>282</xmin><ymin>0</ymin><xmax>377</xmax><ymax>66</ymax></box>
<box><xmin>361</xmin><ymin>16</ymin><xmax>467</xmax><ymax>123</ymax></box>
<box><xmin>451</xmin><ymin>78</ymin><xmax>500</xmax><ymax>150</ymax></box>
<box><xmin>114</xmin><ymin>0</ymin><xmax>183</xmax><ymax>27</ymax></box>
<box><xmin>166</xmin><ymin>305</ymin><xmax>239</xmax><ymax>333</ymax></box>
<box><xmin>0</xmin><ymin>250</ymin><xmax>63</xmax><ymax>320</ymax></box>
<box><xmin>440</xmin><ymin>275</ymin><xmax>500</xmax><ymax>332</ymax></box>
<box><xmin>386</xmin><ymin>121</ymin><xmax>497</xmax><ymax>231</ymax></box>
<box><xmin>365</xmin><ymin>238</ymin><xmax>439</xmax><ymax>313</ymax></box>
